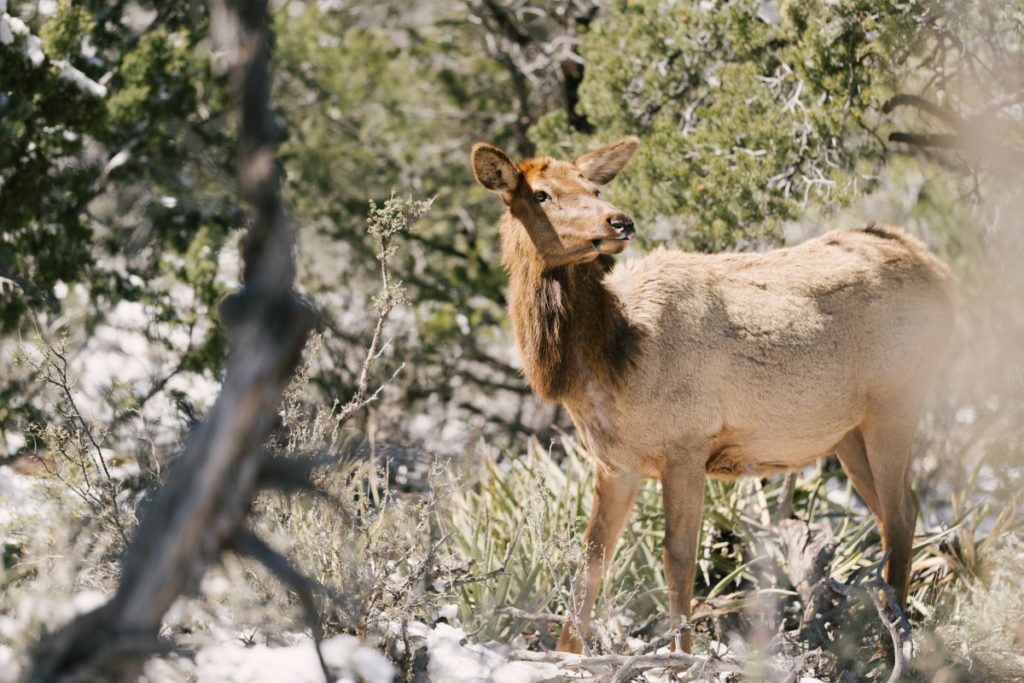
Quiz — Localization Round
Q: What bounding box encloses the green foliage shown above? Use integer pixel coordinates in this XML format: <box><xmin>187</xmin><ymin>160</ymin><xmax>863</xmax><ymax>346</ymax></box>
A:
<box><xmin>0</xmin><ymin>1</ymin><xmax>241</xmax><ymax>443</ymax></box>
<box><xmin>269</xmin><ymin>3</ymin><xmax>543</xmax><ymax>433</ymax></box>
<box><xmin>437</xmin><ymin>436</ymin><xmax>1024</xmax><ymax>680</ymax></box>
<box><xmin>0</xmin><ymin>1</ymin><xmax>235</xmax><ymax>344</ymax></box>
<box><xmin>106</xmin><ymin>27</ymin><xmax>196</xmax><ymax>132</ymax></box>
<box><xmin>38</xmin><ymin>0</ymin><xmax>93</xmax><ymax>60</ymax></box>
<box><xmin>447</xmin><ymin>439</ymin><xmax>851</xmax><ymax>642</ymax></box>
<box><xmin>531</xmin><ymin>0</ymin><xmax>930</xmax><ymax>251</ymax></box>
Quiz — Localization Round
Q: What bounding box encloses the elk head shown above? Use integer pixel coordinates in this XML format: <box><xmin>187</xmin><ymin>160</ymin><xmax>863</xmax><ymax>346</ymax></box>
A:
<box><xmin>471</xmin><ymin>137</ymin><xmax>639</xmax><ymax>269</ymax></box>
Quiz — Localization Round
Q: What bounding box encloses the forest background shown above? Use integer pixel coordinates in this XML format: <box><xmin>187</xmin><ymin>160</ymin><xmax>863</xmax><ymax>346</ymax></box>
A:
<box><xmin>1</xmin><ymin>0</ymin><xmax>1023</xmax><ymax>681</ymax></box>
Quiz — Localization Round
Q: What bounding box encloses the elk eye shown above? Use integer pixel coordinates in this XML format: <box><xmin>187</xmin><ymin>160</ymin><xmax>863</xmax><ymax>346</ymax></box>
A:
<box><xmin>534</xmin><ymin>191</ymin><xmax>550</xmax><ymax>203</ymax></box>
<box><xmin>594</xmin><ymin>189</ymin><xmax>601</xmax><ymax>197</ymax></box>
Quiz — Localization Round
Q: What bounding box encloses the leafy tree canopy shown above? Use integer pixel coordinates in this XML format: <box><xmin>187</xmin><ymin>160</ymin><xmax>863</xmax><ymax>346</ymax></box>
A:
<box><xmin>1</xmin><ymin>0</ymin><xmax>235</xmax><ymax>371</ymax></box>
<box><xmin>532</xmin><ymin>0</ymin><xmax>1022</xmax><ymax>252</ymax></box>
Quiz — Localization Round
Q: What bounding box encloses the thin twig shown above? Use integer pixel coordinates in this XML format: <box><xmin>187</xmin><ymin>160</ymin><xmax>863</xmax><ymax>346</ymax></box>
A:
<box><xmin>495</xmin><ymin>606</ymin><xmax>565</xmax><ymax>625</ymax></box>
<box><xmin>448</xmin><ymin>535</ymin><xmax>516</xmax><ymax>589</ymax></box>
<box><xmin>335</xmin><ymin>194</ymin><xmax>430</xmax><ymax>429</ymax></box>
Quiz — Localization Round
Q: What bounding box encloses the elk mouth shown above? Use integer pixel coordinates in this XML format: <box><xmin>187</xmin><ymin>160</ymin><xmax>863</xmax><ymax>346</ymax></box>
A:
<box><xmin>592</xmin><ymin>236</ymin><xmax>632</xmax><ymax>255</ymax></box>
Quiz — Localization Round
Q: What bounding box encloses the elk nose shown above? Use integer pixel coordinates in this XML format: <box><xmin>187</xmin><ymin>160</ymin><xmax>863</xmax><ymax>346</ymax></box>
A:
<box><xmin>608</xmin><ymin>214</ymin><xmax>635</xmax><ymax>239</ymax></box>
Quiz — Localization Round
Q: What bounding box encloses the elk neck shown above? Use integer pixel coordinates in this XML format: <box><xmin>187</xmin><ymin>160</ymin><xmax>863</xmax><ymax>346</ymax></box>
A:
<box><xmin>500</xmin><ymin>214</ymin><xmax>640</xmax><ymax>404</ymax></box>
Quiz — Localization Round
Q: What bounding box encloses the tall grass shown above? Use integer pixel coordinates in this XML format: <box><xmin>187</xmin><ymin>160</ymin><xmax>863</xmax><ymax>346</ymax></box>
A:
<box><xmin>434</xmin><ymin>433</ymin><xmax>1023</xmax><ymax>677</ymax></box>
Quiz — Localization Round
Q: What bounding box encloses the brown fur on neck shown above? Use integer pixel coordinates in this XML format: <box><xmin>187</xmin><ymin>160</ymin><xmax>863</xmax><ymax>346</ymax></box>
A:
<box><xmin>500</xmin><ymin>213</ymin><xmax>640</xmax><ymax>403</ymax></box>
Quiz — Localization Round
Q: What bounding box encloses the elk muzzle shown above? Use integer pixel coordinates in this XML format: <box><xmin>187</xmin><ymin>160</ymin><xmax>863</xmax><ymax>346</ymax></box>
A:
<box><xmin>608</xmin><ymin>214</ymin><xmax>635</xmax><ymax>239</ymax></box>
<box><xmin>592</xmin><ymin>214</ymin><xmax>636</xmax><ymax>254</ymax></box>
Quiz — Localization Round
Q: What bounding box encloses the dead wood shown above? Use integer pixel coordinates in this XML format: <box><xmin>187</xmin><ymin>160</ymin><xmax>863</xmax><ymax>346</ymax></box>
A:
<box><xmin>27</xmin><ymin>1</ymin><xmax>316</xmax><ymax>681</ymax></box>
<box><xmin>778</xmin><ymin>518</ymin><xmax>841</xmax><ymax>646</ymax></box>
<box><xmin>509</xmin><ymin>647</ymin><xmax>748</xmax><ymax>679</ymax></box>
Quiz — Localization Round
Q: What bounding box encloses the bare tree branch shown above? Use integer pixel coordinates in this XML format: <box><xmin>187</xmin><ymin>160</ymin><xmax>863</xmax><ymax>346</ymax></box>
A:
<box><xmin>824</xmin><ymin>550</ymin><xmax>915</xmax><ymax>683</ymax></box>
<box><xmin>888</xmin><ymin>131</ymin><xmax>962</xmax><ymax>149</ymax></box>
<box><xmin>27</xmin><ymin>1</ymin><xmax>315</xmax><ymax>680</ymax></box>
<box><xmin>882</xmin><ymin>93</ymin><xmax>962</xmax><ymax>128</ymax></box>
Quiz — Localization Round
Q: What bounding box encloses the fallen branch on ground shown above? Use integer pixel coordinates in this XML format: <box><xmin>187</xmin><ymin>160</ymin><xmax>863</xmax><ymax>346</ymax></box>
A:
<box><xmin>826</xmin><ymin>549</ymin><xmax>915</xmax><ymax>683</ymax></box>
<box><xmin>508</xmin><ymin>647</ymin><xmax>750</xmax><ymax>679</ymax></box>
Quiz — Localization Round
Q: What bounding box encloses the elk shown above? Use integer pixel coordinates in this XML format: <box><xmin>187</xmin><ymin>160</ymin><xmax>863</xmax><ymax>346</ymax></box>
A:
<box><xmin>470</xmin><ymin>136</ymin><xmax>954</xmax><ymax>653</ymax></box>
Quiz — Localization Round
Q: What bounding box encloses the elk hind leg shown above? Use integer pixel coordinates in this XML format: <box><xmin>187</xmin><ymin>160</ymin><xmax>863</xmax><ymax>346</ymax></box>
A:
<box><xmin>835</xmin><ymin>427</ymin><xmax>883</xmax><ymax>526</ymax></box>
<box><xmin>861</xmin><ymin>407</ymin><xmax>921</xmax><ymax>608</ymax></box>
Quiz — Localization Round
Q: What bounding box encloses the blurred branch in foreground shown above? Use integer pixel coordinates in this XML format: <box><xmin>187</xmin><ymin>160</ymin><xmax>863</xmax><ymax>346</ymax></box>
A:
<box><xmin>27</xmin><ymin>1</ymin><xmax>316</xmax><ymax>680</ymax></box>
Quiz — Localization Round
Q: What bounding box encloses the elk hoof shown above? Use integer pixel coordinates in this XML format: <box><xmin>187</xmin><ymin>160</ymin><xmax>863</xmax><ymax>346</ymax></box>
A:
<box><xmin>556</xmin><ymin>623</ymin><xmax>584</xmax><ymax>654</ymax></box>
<box><xmin>669</xmin><ymin>630</ymin><xmax>693</xmax><ymax>654</ymax></box>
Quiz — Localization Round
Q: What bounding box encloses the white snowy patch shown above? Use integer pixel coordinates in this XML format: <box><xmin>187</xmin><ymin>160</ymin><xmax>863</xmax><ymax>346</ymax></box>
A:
<box><xmin>0</xmin><ymin>615</ymin><xmax>16</xmax><ymax>640</ymax></box>
<box><xmin>0</xmin><ymin>16</ymin><xmax>12</xmax><ymax>45</ymax></box>
<box><xmin>102</xmin><ymin>149</ymin><xmax>131</xmax><ymax>175</ymax></box>
<box><xmin>53</xmin><ymin>59</ymin><xmax>107</xmax><ymax>98</ymax></box>
<box><xmin>3</xmin><ymin>14</ymin><xmax>26</xmax><ymax>37</ymax></box>
<box><xmin>0</xmin><ymin>466</ymin><xmax>37</xmax><ymax>527</ymax></box>
<box><xmin>1</xmin><ymin>11</ymin><xmax>98</xmax><ymax>85</ymax></box>
<box><xmin>215</xmin><ymin>235</ymin><xmax>242</xmax><ymax>288</ymax></box>
<box><xmin>424</xmin><ymin>623</ymin><xmax>562</xmax><ymax>683</ymax></box>
<box><xmin>407</xmin><ymin>414</ymin><xmax>435</xmax><ymax>440</ymax></box>
<box><xmin>200</xmin><ymin>574</ymin><xmax>232</xmax><ymax>599</ymax></box>
<box><xmin>4</xmin><ymin>431</ymin><xmax>24</xmax><ymax>454</ymax></box>
<box><xmin>0</xmin><ymin>13</ymin><xmax>43</xmax><ymax>66</ymax></box>
<box><xmin>193</xmin><ymin>635</ymin><xmax>394</xmax><ymax>683</ymax></box>
<box><xmin>70</xmin><ymin>591</ymin><xmax>108</xmax><ymax>616</ymax></box>
<box><xmin>757</xmin><ymin>0</ymin><xmax>781</xmax><ymax>25</ymax></box>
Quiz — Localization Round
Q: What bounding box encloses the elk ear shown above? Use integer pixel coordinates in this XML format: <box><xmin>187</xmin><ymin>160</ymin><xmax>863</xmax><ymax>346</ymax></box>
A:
<box><xmin>574</xmin><ymin>136</ymin><xmax>639</xmax><ymax>185</ymax></box>
<box><xmin>471</xmin><ymin>142</ymin><xmax>520</xmax><ymax>200</ymax></box>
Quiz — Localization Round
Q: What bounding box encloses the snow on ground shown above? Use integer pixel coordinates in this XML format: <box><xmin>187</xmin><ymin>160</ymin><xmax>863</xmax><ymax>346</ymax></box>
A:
<box><xmin>416</xmin><ymin>622</ymin><xmax>562</xmax><ymax>683</ymax></box>
<box><xmin>140</xmin><ymin>620</ymin><xmax>567</xmax><ymax>683</ymax></box>
<box><xmin>0</xmin><ymin>465</ymin><xmax>758</xmax><ymax>683</ymax></box>
<box><xmin>164</xmin><ymin>634</ymin><xmax>394</xmax><ymax>683</ymax></box>
<box><xmin>0</xmin><ymin>466</ymin><xmax>37</xmax><ymax>528</ymax></box>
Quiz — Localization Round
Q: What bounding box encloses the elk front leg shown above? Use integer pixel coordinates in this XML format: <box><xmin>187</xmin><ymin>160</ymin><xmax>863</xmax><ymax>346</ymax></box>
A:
<box><xmin>661</xmin><ymin>461</ymin><xmax>705</xmax><ymax>653</ymax></box>
<box><xmin>556</xmin><ymin>466</ymin><xmax>640</xmax><ymax>653</ymax></box>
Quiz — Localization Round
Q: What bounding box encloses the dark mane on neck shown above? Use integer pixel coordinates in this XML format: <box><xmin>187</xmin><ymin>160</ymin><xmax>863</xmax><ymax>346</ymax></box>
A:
<box><xmin>501</xmin><ymin>220</ymin><xmax>641</xmax><ymax>403</ymax></box>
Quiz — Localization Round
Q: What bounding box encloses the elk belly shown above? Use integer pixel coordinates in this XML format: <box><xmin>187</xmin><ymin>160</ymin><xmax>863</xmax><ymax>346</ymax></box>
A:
<box><xmin>705</xmin><ymin>423</ymin><xmax>852</xmax><ymax>480</ymax></box>
<box><xmin>704</xmin><ymin>444</ymin><xmax>829</xmax><ymax>480</ymax></box>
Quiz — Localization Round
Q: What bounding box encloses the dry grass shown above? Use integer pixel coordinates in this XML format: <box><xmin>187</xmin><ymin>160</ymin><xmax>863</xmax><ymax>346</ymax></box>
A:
<box><xmin>3</xmin><ymin>322</ymin><xmax>1023</xmax><ymax>681</ymax></box>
